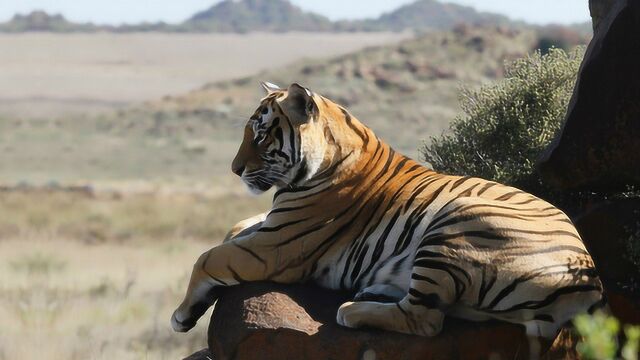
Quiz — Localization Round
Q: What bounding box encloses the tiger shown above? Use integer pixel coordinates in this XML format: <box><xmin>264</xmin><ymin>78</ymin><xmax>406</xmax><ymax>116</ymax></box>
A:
<box><xmin>171</xmin><ymin>82</ymin><xmax>603</xmax><ymax>339</ymax></box>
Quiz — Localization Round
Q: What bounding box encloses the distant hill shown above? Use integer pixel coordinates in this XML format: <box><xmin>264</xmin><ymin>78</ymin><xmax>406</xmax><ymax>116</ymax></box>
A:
<box><xmin>181</xmin><ymin>0</ymin><xmax>334</xmax><ymax>32</ymax></box>
<box><xmin>338</xmin><ymin>0</ymin><xmax>512</xmax><ymax>31</ymax></box>
<box><xmin>0</xmin><ymin>0</ymin><xmax>593</xmax><ymax>37</ymax></box>
<box><xmin>1</xmin><ymin>0</ymin><xmax>518</xmax><ymax>34</ymax></box>
<box><xmin>0</xmin><ymin>11</ymin><xmax>100</xmax><ymax>32</ymax></box>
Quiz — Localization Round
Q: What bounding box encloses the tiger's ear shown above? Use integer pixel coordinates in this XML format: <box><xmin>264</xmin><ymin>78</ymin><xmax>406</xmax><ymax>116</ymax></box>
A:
<box><xmin>280</xmin><ymin>83</ymin><xmax>318</xmax><ymax>124</ymax></box>
<box><xmin>260</xmin><ymin>81</ymin><xmax>282</xmax><ymax>94</ymax></box>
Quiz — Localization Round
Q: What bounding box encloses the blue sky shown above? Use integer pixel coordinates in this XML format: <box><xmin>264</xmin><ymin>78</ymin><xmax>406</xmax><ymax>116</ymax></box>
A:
<box><xmin>0</xmin><ymin>0</ymin><xmax>591</xmax><ymax>26</ymax></box>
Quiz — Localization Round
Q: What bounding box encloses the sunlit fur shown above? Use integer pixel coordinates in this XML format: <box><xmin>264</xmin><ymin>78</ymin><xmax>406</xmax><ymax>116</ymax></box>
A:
<box><xmin>173</xmin><ymin>83</ymin><xmax>603</xmax><ymax>339</ymax></box>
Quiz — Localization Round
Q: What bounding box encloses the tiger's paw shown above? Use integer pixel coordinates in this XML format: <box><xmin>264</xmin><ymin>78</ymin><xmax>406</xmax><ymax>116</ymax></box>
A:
<box><xmin>171</xmin><ymin>300</ymin><xmax>211</xmax><ymax>333</ymax></box>
<box><xmin>336</xmin><ymin>301</ymin><xmax>395</xmax><ymax>329</ymax></box>
<box><xmin>336</xmin><ymin>301</ymin><xmax>362</xmax><ymax>329</ymax></box>
<box><xmin>171</xmin><ymin>310</ymin><xmax>196</xmax><ymax>333</ymax></box>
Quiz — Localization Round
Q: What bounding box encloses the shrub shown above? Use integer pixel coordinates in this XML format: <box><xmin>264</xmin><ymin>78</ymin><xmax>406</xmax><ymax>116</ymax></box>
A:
<box><xmin>421</xmin><ymin>47</ymin><xmax>584</xmax><ymax>200</ymax></box>
<box><xmin>535</xmin><ymin>26</ymin><xmax>589</xmax><ymax>54</ymax></box>
<box><xmin>574</xmin><ymin>311</ymin><xmax>640</xmax><ymax>360</ymax></box>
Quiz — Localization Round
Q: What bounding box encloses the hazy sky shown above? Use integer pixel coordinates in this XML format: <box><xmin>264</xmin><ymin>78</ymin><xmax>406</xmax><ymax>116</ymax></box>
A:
<box><xmin>0</xmin><ymin>0</ymin><xmax>591</xmax><ymax>26</ymax></box>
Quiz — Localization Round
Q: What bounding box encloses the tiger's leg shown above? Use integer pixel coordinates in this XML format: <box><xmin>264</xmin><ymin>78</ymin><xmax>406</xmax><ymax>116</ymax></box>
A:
<box><xmin>172</xmin><ymin>212</ymin><xmax>267</xmax><ymax>331</ymax></box>
<box><xmin>337</xmin><ymin>258</ymin><xmax>457</xmax><ymax>336</ymax></box>
<box><xmin>172</xmin><ymin>212</ymin><xmax>268</xmax><ymax>331</ymax></box>
<box><xmin>172</xmin><ymin>230</ymin><xmax>304</xmax><ymax>332</ymax></box>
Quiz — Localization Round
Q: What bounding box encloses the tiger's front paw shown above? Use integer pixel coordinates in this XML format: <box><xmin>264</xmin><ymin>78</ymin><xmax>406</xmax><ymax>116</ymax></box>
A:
<box><xmin>171</xmin><ymin>309</ymin><xmax>197</xmax><ymax>333</ymax></box>
<box><xmin>171</xmin><ymin>300</ymin><xmax>212</xmax><ymax>332</ymax></box>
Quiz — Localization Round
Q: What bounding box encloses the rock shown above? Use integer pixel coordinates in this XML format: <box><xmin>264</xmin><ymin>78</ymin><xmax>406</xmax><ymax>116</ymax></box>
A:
<box><xmin>207</xmin><ymin>282</ymin><xmax>578</xmax><ymax>360</ymax></box>
<box><xmin>574</xmin><ymin>198</ymin><xmax>640</xmax><ymax>324</ymax></box>
<box><xmin>184</xmin><ymin>349</ymin><xmax>214</xmax><ymax>360</ymax></box>
<box><xmin>589</xmin><ymin>0</ymin><xmax>618</xmax><ymax>31</ymax></box>
<box><xmin>538</xmin><ymin>0</ymin><xmax>640</xmax><ymax>191</ymax></box>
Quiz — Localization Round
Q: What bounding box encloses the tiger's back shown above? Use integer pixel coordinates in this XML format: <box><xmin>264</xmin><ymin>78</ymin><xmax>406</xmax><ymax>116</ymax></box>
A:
<box><xmin>290</xmin><ymin>150</ymin><xmax>602</xmax><ymax>337</ymax></box>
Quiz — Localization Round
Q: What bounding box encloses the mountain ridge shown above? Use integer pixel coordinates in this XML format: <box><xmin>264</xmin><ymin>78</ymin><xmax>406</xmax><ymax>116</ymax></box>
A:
<box><xmin>0</xmin><ymin>0</ymin><xmax>565</xmax><ymax>33</ymax></box>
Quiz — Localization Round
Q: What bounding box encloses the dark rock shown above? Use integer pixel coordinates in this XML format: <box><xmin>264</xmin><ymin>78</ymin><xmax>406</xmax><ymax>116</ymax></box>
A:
<box><xmin>207</xmin><ymin>282</ymin><xmax>578</xmax><ymax>360</ymax></box>
<box><xmin>184</xmin><ymin>349</ymin><xmax>214</xmax><ymax>360</ymax></box>
<box><xmin>574</xmin><ymin>198</ymin><xmax>640</xmax><ymax>324</ymax></box>
<box><xmin>589</xmin><ymin>0</ymin><xmax>618</xmax><ymax>31</ymax></box>
<box><xmin>538</xmin><ymin>0</ymin><xmax>640</xmax><ymax>192</ymax></box>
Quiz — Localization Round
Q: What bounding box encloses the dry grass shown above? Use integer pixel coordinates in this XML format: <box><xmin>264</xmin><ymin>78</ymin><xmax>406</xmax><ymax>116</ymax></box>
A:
<box><xmin>0</xmin><ymin>188</ymin><xmax>270</xmax><ymax>242</ymax></box>
<box><xmin>0</xmin><ymin>188</ymin><xmax>270</xmax><ymax>359</ymax></box>
<box><xmin>0</xmin><ymin>236</ymin><xmax>212</xmax><ymax>360</ymax></box>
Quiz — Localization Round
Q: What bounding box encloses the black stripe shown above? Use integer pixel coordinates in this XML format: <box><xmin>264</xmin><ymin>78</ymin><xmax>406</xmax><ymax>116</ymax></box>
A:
<box><xmin>426</xmin><ymin>210</ymin><xmax>570</xmax><ymax>234</ymax></box>
<box><xmin>487</xmin><ymin>284</ymin><xmax>601</xmax><ymax>313</ymax></box>
<box><xmin>477</xmin><ymin>264</ymin><xmax>497</xmax><ymax>306</ymax></box>
<box><xmin>450</xmin><ymin>176</ymin><xmax>472</xmax><ymax>191</ymax></box>
<box><xmin>284</xmin><ymin>116</ymin><xmax>297</xmax><ymax>163</ymax></box>
<box><xmin>340</xmin><ymin>108</ymin><xmax>368</xmax><ymax>147</ymax></box>
<box><xmin>413</xmin><ymin>259</ymin><xmax>470</xmax><ymax>300</ymax></box>
<box><xmin>411</xmin><ymin>272</ymin><xmax>439</xmax><ymax>285</ymax></box>
<box><xmin>403</xmin><ymin>177</ymin><xmax>446</xmax><ymax>212</ymax></box>
<box><xmin>421</xmin><ymin>230</ymin><xmax>512</xmax><ymax>246</ymax></box>
<box><xmin>227</xmin><ymin>265</ymin><xmax>246</xmax><ymax>282</ymax></box>
<box><xmin>495</xmin><ymin>190</ymin><xmax>525</xmax><ymax>201</ymax></box>
<box><xmin>408</xmin><ymin>288</ymin><xmax>441</xmax><ymax>308</ymax></box>
<box><xmin>427</xmin><ymin>202</ymin><xmax>564</xmax><ymax>232</ymax></box>
<box><xmin>264</xmin><ymin>117</ymin><xmax>280</xmax><ymax>134</ymax></box>
<box><xmin>476</xmin><ymin>182</ymin><xmax>498</xmax><ymax>196</ymax></box>
<box><xmin>458</xmin><ymin>182</ymin><xmax>481</xmax><ymax>197</ymax></box>
<box><xmin>290</xmin><ymin>159</ymin><xmax>308</xmax><ymax>185</ymax></box>
<box><xmin>534</xmin><ymin>314</ymin><xmax>555</xmax><ymax>322</ymax></box>
<box><xmin>258</xmin><ymin>217</ymin><xmax>309</xmax><ymax>232</ymax></box>
<box><xmin>269</xmin><ymin>204</ymin><xmax>312</xmax><ymax>214</ymax></box>
<box><xmin>233</xmin><ymin>243</ymin><xmax>266</xmax><ymax>265</ymax></box>
<box><xmin>350</xmin><ymin>206</ymin><xmax>403</xmax><ymax>288</ymax></box>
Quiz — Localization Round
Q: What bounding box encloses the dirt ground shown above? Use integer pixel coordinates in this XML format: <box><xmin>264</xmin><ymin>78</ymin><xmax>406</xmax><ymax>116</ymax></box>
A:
<box><xmin>0</xmin><ymin>32</ymin><xmax>409</xmax><ymax>118</ymax></box>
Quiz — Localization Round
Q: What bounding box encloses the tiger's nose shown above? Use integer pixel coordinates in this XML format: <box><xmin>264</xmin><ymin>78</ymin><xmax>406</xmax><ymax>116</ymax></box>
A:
<box><xmin>232</xmin><ymin>164</ymin><xmax>245</xmax><ymax>177</ymax></box>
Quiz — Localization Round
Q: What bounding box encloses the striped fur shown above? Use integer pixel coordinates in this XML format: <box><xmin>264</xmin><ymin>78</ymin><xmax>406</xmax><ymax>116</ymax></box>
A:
<box><xmin>172</xmin><ymin>83</ymin><xmax>603</xmax><ymax>338</ymax></box>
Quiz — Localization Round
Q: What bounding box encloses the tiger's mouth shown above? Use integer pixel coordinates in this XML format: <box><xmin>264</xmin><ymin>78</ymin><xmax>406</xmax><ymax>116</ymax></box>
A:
<box><xmin>242</xmin><ymin>171</ymin><xmax>275</xmax><ymax>194</ymax></box>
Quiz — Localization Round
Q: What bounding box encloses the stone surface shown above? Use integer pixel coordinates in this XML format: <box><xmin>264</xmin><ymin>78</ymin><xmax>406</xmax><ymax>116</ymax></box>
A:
<box><xmin>207</xmin><ymin>282</ymin><xmax>578</xmax><ymax>360</ymax></box>
<box><xmin>538</xmin><ymin>0</ymin><xmax>640</xmax><ymax>191</ymax></box>
<box><xmin>184</xmin><ymin>349</ymin><xmax>214</xmax><ymax>360</ymax></box>
<box><xmin>574</xmin><ymin>198</ymin><xmax>640</xmax><ymax>324</ymax></box>
<box><xmin>589</xmin><ymin>0</ymin><xmax>618</xmax><ymax>31</ymax></box>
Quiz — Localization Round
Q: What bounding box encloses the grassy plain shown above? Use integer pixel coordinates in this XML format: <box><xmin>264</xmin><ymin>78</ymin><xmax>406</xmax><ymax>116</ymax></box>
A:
<box><xmin>0</xmin><ymin>189</ymin><xmax>271</xmax><ymax>360</ymax></box>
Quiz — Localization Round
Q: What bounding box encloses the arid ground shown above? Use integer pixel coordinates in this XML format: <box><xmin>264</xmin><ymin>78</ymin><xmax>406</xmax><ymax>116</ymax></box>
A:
<box><xmin>0</xmin><ymin>32</ymin><xmax>409</xmax><ymax>118</ymax></box>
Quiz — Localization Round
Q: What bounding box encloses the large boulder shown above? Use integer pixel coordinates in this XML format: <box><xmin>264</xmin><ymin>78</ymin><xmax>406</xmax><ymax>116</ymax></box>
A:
<box><xmin>183</xmin><ymin>349</ymin><xmax>213</xmax><ymax>360</ymax></box>
<box><xmin>574</xmin><ymin>198</ymin><xmax>640</xmax><ymax>325</ymax></box>
<box><xmin>205</xmin><ymin>282</ymin><xmax>578</xmax><ymax>360</ymax></box>
<box><xmin>538</xmin><ymin>0</ymin><xmax>640</xmax><ymax>191</ymax></box>
<box><xmin>589</xmin><ymin>0</ymin><xmax>618</xmax><ymax>31</ymax></box>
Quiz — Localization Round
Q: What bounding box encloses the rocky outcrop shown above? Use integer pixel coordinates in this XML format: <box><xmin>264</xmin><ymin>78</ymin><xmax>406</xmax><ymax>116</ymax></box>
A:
<box><xmin>183</xmin><ymin>349</ymin><xmax>214</xmax><ymax>360</ymax></box>
<box><xmin>589</xmin><ymin>0</ymin><xmax>618</xmax><ymax>31</ymax></box>
<box><xmin>574</xmin><ymin>199</ymin><xmax>640</xmax><ymax>325</ymax></box>
<box><xmin>538</xmin><ymin>0</ymin><xmax>640</xmax><ymax>191</ymax></box>
<box><xmin>204</xmin><ymin>282</ymin><xmax>578</xmax><ymax>360</ymax></box>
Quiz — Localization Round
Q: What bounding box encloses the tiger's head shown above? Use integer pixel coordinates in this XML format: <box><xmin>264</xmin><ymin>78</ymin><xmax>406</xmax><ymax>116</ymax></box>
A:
<box><xmin>232</xmin><ymin>82</ymin><xmax>344</xmax><ymax>194</ymax></box>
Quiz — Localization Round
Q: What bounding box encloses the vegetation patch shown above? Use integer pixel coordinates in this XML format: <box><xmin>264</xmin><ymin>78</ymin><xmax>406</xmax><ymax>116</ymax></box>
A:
<box><xmin>421</xmin><ymin>47</ymin><xmax>583</xmax><ymax>197</ymax></box>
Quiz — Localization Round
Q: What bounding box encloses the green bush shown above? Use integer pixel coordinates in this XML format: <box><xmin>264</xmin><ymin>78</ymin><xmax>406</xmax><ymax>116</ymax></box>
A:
<box><xmin>421</xmin><ymin>47</ymin><xmax>583</xmax><ymax>199</ymax></box>
<box><xmin>574</xmin><ymin>311</ymin><xmax>640</xmax><ymax>360</ymax></box>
